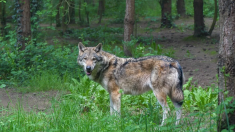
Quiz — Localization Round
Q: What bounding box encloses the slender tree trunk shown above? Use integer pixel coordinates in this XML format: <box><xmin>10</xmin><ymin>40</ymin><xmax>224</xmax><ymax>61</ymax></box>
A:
<box><xmin>123</xmin><ymin>0</ymin><xmax>134</xmax><ymax>57</ymax></box>
<box><xmin>50</xmin><ymin>0</ymin><xmax>53</xmax><ymax>26</ymax></box>
<box><xmin>160</xmin><ymin>0</ymin><xmax>172</xmax><ymax>28</ymax></box>
<box><xmin>176</xmin><ymin>0</ymin><xmax>186</xmax><ymax>17</ymax></box>
<box><xmin>0</xmin><ymin>2</ymin><xmax>6</xmax><ymax>38</ymax></box>
<box><xmin>62</xmin><ymin>1</ymin><xmax>68</xmax><ymax>34</ymax></box>
<box><xmin>98</xmin><ymin>0</ymin><xmax>105</xmax><ymax>24</ymax></box>
<box><xmin>78</xmin><ymin>0</ymin><xmax>83</xmax><ymax>25</ymax></box>
<box><xmin>56</xmin><ymin>0</ymin><xmax>62</xmax><ymax>27</ymax></box>
<box><xmin>69</xmin><ymin>0</ymin><xmax>75</xmax><ymax>24</ymax></box>
<box><xmin>193</xmin><ymin>0</ymin><xmax>207</xmax><ymax>37</ymax></box>
<box><xmin>84</xmin><ymin>0</ymin><xmax>91</xmax><ymax>26</ymax></box>
<box><xmin>16</xmin><ymin>0</ymin><xmax>31</xmax><ymax>50</ymax></box>
<box><xmin>0</xmin><ymin>2</ymin><xmax>2</xmax><ymax>36</ymax></box>
<box><xmin>217</xmin><ymin>0</ymin><xmax>235</xmax><ymax>131</ymax></box>
<box><xmin>208</xmin><ymin>0</ymin><xmax>218</xmax><ymax>36</ymax></box>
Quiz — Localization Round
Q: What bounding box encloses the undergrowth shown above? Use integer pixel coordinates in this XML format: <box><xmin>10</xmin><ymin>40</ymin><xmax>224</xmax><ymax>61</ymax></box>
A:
<box><xmin>1</xmin><ymin>75</ymin><xmax>235</xmax><ymax>131</ymax></box>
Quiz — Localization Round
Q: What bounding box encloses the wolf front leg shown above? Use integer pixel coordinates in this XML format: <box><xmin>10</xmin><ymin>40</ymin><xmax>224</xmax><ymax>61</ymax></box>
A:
<box><xmin>109</xmin><ymin>90</ymin><xmax>121</xmax><ymax>115</ymax></box>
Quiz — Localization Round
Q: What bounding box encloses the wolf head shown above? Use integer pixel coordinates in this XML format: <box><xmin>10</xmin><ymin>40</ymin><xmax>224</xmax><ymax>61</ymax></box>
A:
<box><xmin>77</xmin><ymin>42</ymin><xmax>104</xmax><ymax>76</ymax></box>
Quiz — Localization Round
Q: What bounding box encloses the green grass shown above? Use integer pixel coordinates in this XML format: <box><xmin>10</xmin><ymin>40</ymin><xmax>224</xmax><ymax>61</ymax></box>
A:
<box><xmin>17</xmin><ymin>71</ymin><xmax>72</xmax><ymax>93</ymax></box>
<box><xmin>0</xmin><ymin>76</ymin><xmax>222</xmax><ymax>132</ymax></box>
<box><xmin>208</xmin><ymin>50</ymin><xmax>217</xmax><ymax>56</ymax></box>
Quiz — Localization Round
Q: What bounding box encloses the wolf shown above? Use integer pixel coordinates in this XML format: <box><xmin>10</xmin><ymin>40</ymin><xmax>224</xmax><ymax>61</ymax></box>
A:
<box><xmin>77</xmin><ymin>42</ymin><xmax>184</xmax><ymax>125</ymax></box>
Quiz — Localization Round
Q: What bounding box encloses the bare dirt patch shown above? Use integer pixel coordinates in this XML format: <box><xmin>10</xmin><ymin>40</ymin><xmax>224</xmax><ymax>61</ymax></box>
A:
<box><xmin>0</xmin><ymin>89</ymin><xmax>60</xmax><ymax>113</ymax></box>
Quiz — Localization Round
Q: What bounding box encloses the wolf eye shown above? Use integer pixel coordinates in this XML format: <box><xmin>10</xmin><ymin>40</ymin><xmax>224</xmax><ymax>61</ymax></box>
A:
<box><xmin>92</xmin><ymin>58</ymin><xmax>96</xmax><ymax>61</ymax></box>
<box><xmin>83</xmin><ymin>57</ymin><xmax>87</xmax><ymax>60</ymax></box>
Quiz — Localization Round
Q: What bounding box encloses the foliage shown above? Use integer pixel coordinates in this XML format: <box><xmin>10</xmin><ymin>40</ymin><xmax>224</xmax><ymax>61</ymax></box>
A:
<box><xmin>0</xmin><ymin>31</ymin><xmax>80</xmax><ymax>86</ymax></box>
<box><xmin>184</xmin><ymin>0</ymin><xmax>216</xmax><ymax>17</ymax></box>
<box><xmin>67</xmin><ymin>26</ymin><xmax>123</xmax><ymax>45</ymax></box>
<box><xmin>0</xmin><ymin>75</ymin><xmax>225</xmax><ymax>131</ymax></box>
<box><xmin>183</xmin><ymin>77</ymin><xmax>218</xmax><ymax>112</ymax></box>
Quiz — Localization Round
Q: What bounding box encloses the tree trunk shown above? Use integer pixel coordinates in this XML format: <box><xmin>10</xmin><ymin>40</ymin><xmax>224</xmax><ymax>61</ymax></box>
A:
<box><xmin>176</xmin><ymin>0</ymin><xmax>186</xmax><ymax>17</ymax></box>
<box><xmin>0</xmin><ymin>2</ymin><xmax>6</xmax><ymax>38</ymax></box>
<box><xmin>78</xmin><ymin>0</ymin><xmax>83</xmax><ymax>25</ymax></box>
<box><xmin>123</xmin><ymin>0</ymin><xmax>134</xmax><ymax>57</ymax></box>
<box><xmin>98</xmin><ymin>0</ymin><xmax>105</xmax><ymax>24</ymax></box>
<box><xmin>69</xmin><ymin>0</ymin><xmax>75</xmax><ymax>24</ymax></box>
<box><xmin>217</xmin><ymin>0</ymin><xmax>235</xmax><ymax>131</ymax></box>
<box><xmin>160</xmin><ymin>0</ymin><xmax>172</xmax><ymax>28</ymax></box>
<box><xmin>56</xmin><ymin>0</ymin><xmax>62</xmax><ymax>27</ymax></box>
<box><xmin>208</xmin><ymin>0</ymin><xmax>218</xmax><ymax>36</ymax></box>
<box><xmin>84</xmin><ymin>0</ymin><xmax>91</xmax><ymax>26</ymax></box>
<box><xmin>62</xmin><ymin>1</ymin><xmax>68</xmax><ymax>34</ymax></box>
<box><xmin>16</xmin><ymin>0</ymin><xmax>31</xmax><ymax>50</ymax></box>
<box><xmin>0</xmin><ymin>2</ymin><xmax>2</xmax><ymax>35</ymax></box>
<box><xmin>193</xmin><ymin>0</ymin><xmax>207</xmax><ymax>37</ymax></box>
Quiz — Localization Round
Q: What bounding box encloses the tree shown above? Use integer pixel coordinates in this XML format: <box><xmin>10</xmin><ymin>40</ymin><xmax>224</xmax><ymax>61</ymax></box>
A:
<box><xmin>193</xmin><ymin>0</ymin><xmax>207</xmax><ymax>37</ymax></box>
<box><xmin>159</xmin><ymin>0</ymin><xmax>172</xmax><ymax>28</ymax></box>
<box><xmin>15</xmin><ymin>0</ymin><xmax>31</xmax><ymax>50</ymax></box>
<box><xmin>98</xmin><ymin>0</ymin><xmax>105</xmax><ymax>24</ymax></box>
<box><xmin>176</xmin><ymin>0</ymin><xmax>186</xmax><ymax>17</ymax></box>
<box><xmin>62</xmin><ymin>0</ymin><xmax>68</xmax><ymax>34</ymax></box>
<box><xmin>56</xmin><ymin>0</ymin><xmax>62</xmax><ymax>27</ymax></box>
<box><xmin>0</xmin><ymin>1</ymin><xmax>6</xmax><ymax>38</ymax></box>
<box><xmin>217</xmin><ymin>0</ymin><xmax>235</xmax><ymax>131</ymax></box>
<box><xmin>84</xmin><ymin>0</ymin><xmax>92</xmax><ymax>26</ymax></box>
<box><xmin>208</xmin><ymin>0</ymin><xmax>218</xmax><ymax>36</ymax></box>
<box><xmin>69</xmin><ymin>0</ymin><xmax>75</xmax><ymax>24</ymax></box>
<box><xmin>78</xmin><ymin>0</ymin><xmax>84</xmax><ymax>25</ymax></box>
<box><xmin>123</xmin><ymin>0</ymin><xmax>135</xmax><ymax>57</ymax></box>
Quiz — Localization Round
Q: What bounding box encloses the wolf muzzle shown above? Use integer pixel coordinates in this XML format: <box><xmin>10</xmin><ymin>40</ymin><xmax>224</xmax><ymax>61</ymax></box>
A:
<box><xmin>86</xmin><ymin>66</ymin><xmax>92</xmax><ymax>75</ymax></box>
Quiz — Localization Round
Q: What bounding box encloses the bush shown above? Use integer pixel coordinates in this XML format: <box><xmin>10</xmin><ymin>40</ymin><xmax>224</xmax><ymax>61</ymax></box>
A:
<box><xmin>0</xmin><ymin>32</ymin><xmax>81</xmax><ymax>86</ymax></box>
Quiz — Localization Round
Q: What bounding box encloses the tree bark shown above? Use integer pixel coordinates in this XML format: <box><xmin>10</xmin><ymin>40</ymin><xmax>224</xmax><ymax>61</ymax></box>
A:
<box><xmin>69</xmin><ymin>0</ymin><xmax>75</xmax><ymax>24</ymax></box>
<box><xmin>16</xmin><ymin>0</ymin><xmax>31</xmax><ymax>50</ymax></box>
<box><xmin>56</xmin><ymin>0</ymin><xmax>62</xmax><ymax>27</ymax></box>
<box><xmin>176</xmin><ymin>0</ymin><xmax>186</xmax><ymax>17</ymax></box>
<box><xmin>217</xmin><ymin>0</ymin><xmax>235</xmax><ymax>131</ymax></box>
<box><xmin>123</xmin><ymin>0</ymin><xmax>134</xmax><ymax>57</ymax></box>
<box><xmin>160</xmin><ymin>0</ymin><xmax>172</xmax><ymax>28</ymax></box>
<box><xmin>98</xmin><ymin>0</ymin><xmax>105</xmax><ymax>24</ymax></box>
<box><xmin>193</xmin><ymin>0</ymin><xmax>207</xmax><ymax>37</ymax></box>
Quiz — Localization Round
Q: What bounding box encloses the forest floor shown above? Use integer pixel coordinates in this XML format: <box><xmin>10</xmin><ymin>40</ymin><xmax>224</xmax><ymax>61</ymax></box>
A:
<box><xmin>0</xmin><ymin>17</ymin><xmax>219</xmax><ymax>113</ymax></box>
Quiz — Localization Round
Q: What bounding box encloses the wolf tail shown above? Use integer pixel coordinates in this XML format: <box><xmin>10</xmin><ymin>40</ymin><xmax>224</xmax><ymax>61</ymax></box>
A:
<box><xmin>170</xmin><ymin>61</ymin><xmax>184</xmax><ymax>105</ymax></box>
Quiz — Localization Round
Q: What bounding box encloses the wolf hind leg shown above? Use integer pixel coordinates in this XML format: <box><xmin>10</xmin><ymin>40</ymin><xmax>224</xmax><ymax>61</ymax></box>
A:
<box><xmin>169</xmin><ymin>89</ymin><xmax>184</xmax><ymax>125</ymax></box>
<box><xmin>153</xmin><ymin>90</ymin><xmax>169</xmax><ymax>126</ymax></box>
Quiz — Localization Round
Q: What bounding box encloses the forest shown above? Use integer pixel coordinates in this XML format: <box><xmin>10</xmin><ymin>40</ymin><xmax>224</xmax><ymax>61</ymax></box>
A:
<box><xmin>0</xmin><ymin>0</ymin><xmax>234</xmax><ymax>131</ymax></box>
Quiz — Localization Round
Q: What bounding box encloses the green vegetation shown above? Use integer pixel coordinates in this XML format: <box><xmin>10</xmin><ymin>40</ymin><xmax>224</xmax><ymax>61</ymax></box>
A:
<box><xmin>0</xmin><ymin>0</ymin><xmax>234</xmax><ymax>131</ymax></box>
<box><xmin>0</xmin><ymin>75</ymin><xmax>223</xmax><ymax>131</ymax></box>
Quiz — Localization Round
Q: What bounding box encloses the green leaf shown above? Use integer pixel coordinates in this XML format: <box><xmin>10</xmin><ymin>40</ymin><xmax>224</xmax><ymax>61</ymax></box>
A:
<box><xmin>0</xmin><ymin>84</ymin><xmax>6</xmax><ymax>88</ymax></box>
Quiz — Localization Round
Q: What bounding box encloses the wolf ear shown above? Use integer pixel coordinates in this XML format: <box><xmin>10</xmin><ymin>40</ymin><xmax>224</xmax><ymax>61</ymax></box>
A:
<box><xmin>94</xmin><ymin>43</ymin><xmax>102</xmax><ymax>53</ymax></box>
<box><xmin>78</xmin><ymin>42</ymin><xmax>86</xmax><ymax>52</ymax></box>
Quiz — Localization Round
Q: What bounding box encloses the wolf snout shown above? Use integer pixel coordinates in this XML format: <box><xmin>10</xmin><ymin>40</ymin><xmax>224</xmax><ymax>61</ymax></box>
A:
<box><xmin>86</xmin><ymin>66</ymin><xmax>92</xmax><ymax>75</ymax></box>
